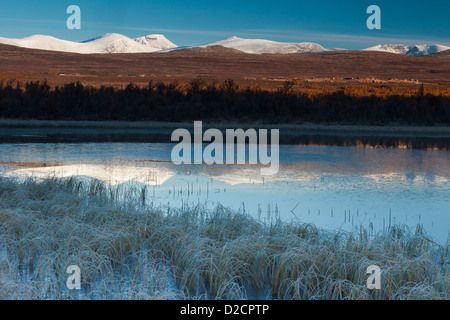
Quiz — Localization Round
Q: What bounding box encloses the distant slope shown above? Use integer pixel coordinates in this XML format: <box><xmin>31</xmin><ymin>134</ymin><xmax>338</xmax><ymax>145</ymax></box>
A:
<box><xmin>1</xmin><ymin>43</ymin><xmax>449</xmax><ymax>85</ymax></box>
<box><xmin>365</xmin><ymin>44</ymin><xmax>450</xmax><ymax>56</ymax></box>
<box><xmin>202</xmin><ymin>36</ymin><xmax>329</xmax><ymax>54</ymax></box>
<box><xmin>432</xmin><ymin>49</ymin><xmax>450</xmax><ymax>57</ymax></box>
<box><xmin>0</xmin><ymin>35</ymin><xmax>85</xmax><ymax>53</ymax></box>
<box><xmin>364</xmin><ymin>44</ymin><xmax>410</xmax><ymax>55</ymax></box>
<box><xmin>179</xmin><ymin>45</ymin><xmax>245</xmax><ymax>54</ymax></box>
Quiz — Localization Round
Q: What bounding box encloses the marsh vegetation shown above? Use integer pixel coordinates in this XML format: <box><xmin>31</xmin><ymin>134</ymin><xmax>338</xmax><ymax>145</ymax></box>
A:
<box><xmin>0</xmin><ymin>177</ymin><xmax>448</xmax><ymax>300</ymax></box>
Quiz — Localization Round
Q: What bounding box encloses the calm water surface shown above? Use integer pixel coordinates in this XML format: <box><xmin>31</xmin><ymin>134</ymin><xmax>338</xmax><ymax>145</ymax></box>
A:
<box><xmin>1</xmin><ymin>143</ymin><xmax>449</xmax><ymax>243</ymax></box>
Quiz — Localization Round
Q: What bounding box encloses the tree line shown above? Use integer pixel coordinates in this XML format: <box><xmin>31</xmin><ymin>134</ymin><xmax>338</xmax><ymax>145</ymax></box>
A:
<box><xmin>0</xmin><ymin>79</ymin><xmax>449</xmax><ymax>125</ymax></box>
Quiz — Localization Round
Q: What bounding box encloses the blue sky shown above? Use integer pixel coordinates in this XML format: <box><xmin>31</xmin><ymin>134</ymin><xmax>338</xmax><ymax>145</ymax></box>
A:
<box><xmin>0</xmin><ymin>0</ymin><xmax>449</xmax><ymax>49</ymax></box>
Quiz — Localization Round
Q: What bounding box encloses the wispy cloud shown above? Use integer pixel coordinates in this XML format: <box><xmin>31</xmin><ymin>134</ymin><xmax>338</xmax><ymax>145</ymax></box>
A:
<box><xmin>248</xmin><ymin>29</ymin><xmax>450</xmax><ymax>46</ymax></box>
<box><xmin>2</xmin><ymin>18</ymin><xmax>448</xmax><ymax>48</ymax></box>
<box><xmin>0</xmin><ymin>17</ymin><xmax>64</xmax><ymax>24</ymax></box>
<box><xmin>98</xmin><ymin>24</ymin><xmax>450</xmax><ymax>48</ymax></box>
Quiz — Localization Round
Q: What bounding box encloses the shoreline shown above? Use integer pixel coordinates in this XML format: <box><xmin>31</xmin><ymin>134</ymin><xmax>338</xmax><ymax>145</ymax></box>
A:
<box><xmin>1</xmin><ymin>118</ymin><xmax>450</xmax><ymax>134</ymax></box>
<box><xmin>0</xmin><ymin>119</ymin><xmax>449</xmax><ymax>149</ymax></box>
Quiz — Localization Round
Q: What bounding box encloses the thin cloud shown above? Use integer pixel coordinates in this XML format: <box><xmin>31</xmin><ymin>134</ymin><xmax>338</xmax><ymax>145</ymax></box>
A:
<box><xmin>254</xmin><ymin>30</ymin><xmax>450</xmax><ymax>46</ymax></box>
<box><xmin>99</xmin><ymin>24</ymin><xmax>450</xmax><ymax>48</ymax></box>
<box><xmin>0</xmin><ymin>18</ymin><xmax>64</xmax><ymax>24</ymax></box>
<box><xmin>2</xmin><ymin>19</ymin><xmax>448</xmax><ymax>48</ymax></box>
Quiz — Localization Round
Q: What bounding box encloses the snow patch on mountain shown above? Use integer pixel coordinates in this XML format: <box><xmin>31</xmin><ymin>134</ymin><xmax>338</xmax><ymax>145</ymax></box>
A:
<box><xmin>0</xmin><ymin>33</ymin><xmax>178</xmax><ymax>54</ymax></box>
<box><xmin>0</xmin><ymin>35</ymin><xmax>85</xmax><ymax>53</ymax></box>
<box><xmin>80</xmin><ymin>33</ymin><xmax>155</xmax><ymax>53</ymax></box>
<box><xmin>364</xmin><ymin>44</ymin><xmax>450</xmax><ymax>56</ymax></box>
<box><xmin>406</xmin><ymin>44</ymin><xmax>450</xmax><ymax>56</ymax></box>
<box><xmin>202</xmin><ymin>36</ymin><xmax>329</xmax><ymax>54</ymax></box>
<box><xmin>1</xmin><ymin>33</ymin><xmax>448</xmax><ymax>57</ymax></box>
<box><xmin>364</xmin><ymin>44</ymin><xmax>410</xmax><ymax>55</ymax></box>
<box><xmin>133</xmin><ymin>34</ymin><xmax>177</xmax><ymax>50</ymax></box>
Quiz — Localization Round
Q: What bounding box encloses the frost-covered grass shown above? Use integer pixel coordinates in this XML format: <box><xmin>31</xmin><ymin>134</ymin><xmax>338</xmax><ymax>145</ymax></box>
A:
<box><xmin>0</xmin><ymin>177</ymin><xmax>448</xmax><ymax>300</ymax></box>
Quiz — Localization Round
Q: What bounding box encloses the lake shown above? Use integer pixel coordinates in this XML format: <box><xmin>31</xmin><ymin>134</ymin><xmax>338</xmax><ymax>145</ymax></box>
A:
<box><xmin>1</xmin><ymin>142</ymin><xmax>449</xmax><ymax>244</ymax></box>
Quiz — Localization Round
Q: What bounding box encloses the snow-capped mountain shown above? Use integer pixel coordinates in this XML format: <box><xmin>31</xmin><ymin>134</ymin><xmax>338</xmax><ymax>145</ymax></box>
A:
<box><xmin>202</xmin><ymin>36</ymin><xmax>329</xmax><ymax>54</ymax></box>
<box><xmin>0</xmin><ymin>33</ymin><xmax>178</xmax><ymax>54</ymax></box>
<box><xmin>0</xmin><ymin>35</ymin><xmax>84</xmax><ymax>53</ymax></box>
<box><xmin>133</xmin><ymin>34</ymin><xmax>177</xmax><ymax>50</ymax></box>
<box><xmin>82</xmin><ymin>33</ymin><xmax>162</xmax><ymax>53</ymax></box>
<box><xmin>364</xmin><ymin>44</ymin><xmax>410</xmax><ymax>55</ymax></box>
<box><xmin>406</xmin><ymin>44</ymin><xmax>450</xmax><ymax>56</ymax></box>
<box><xmin>0</xmin><ymin>33</ymin><xmax>448</xmax><ymax>56</ymax></box>
<box><xmin>364</xmin><ymin>44</ymin><xmax>450</xmax><ymax>56</ymax></box>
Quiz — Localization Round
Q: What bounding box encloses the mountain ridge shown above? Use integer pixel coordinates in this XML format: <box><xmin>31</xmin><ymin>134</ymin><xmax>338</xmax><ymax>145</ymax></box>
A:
<box><xmin>0</xmin><ymin>33</ymin><xmax>448</xmax><ymax>56</ymax></box>
<box><xmin>0</xmin><ymin>33</ymin><xmax>177</xmax><ymax>54</ymax></box>
<box><xmin>364</xmin><ymin>44</ymin><xmax>450</xmax><ymax>56</ymax></box>
<box><xmin>201</xmin><ymin>36</ymin><xmax>329</xmax><ymax>54</ymax></box>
